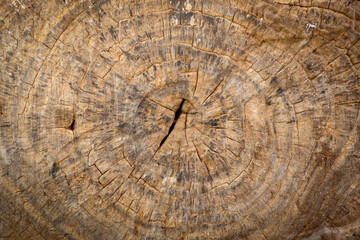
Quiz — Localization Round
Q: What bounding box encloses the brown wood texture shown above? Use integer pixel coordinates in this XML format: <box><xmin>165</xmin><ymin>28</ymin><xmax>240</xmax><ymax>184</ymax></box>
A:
<box><xmin>1</xmin><ymin>0</ymin><xmax>360</xmax><ymax>239</ymax></box>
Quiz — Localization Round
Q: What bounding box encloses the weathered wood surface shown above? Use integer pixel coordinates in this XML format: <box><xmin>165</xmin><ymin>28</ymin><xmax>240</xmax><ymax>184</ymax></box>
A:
<box><xmin>0</xmin><ymin>0</ymin><xmax>360</xmax><ymax>239</ymax></box>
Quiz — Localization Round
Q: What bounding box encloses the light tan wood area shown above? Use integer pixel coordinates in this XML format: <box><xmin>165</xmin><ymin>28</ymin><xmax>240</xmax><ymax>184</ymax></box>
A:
<box><xmin>0</xmin><ymin>0</ymin><xmax>360</xmax><ymax>239</ymax></box>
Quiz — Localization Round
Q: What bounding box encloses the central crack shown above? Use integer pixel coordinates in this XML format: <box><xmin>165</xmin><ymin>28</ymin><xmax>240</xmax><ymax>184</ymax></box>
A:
<box><xmin>159</xmin><ymin>99</ymin><xmax>185</xmax><ymax>147</ymax></box>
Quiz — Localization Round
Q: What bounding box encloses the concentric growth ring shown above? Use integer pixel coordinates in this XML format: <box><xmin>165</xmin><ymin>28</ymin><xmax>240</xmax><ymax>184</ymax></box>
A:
<box><xmin>0</xmin><ymin>0</ymin><xmax>359</xmax><ymax>239</ymax></box>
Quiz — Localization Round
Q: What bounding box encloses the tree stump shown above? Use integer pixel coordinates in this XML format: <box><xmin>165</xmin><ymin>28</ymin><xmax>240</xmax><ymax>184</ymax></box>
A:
<box><xmin>1</xmin><ymin>0</ymin><xmax>360</xmax><ymax>239</ymax></box>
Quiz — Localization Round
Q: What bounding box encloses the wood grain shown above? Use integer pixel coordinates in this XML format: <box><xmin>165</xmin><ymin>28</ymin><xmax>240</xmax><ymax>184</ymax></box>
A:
<box><xmin>0</xmin><ymin>0</ymin><xmax>359</xmax><ymax>239</ymax></box>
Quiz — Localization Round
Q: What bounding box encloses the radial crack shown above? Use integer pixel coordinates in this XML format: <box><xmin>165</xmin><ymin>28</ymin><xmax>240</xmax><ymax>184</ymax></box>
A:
<box><xmin>201</xmin><ymin>79</ymin><xmax>224</xmax><ymax>105</ymax></box>
<box><xmin>159</xmin><ymin>99</ymin><xmax>185</xmax><ymax>147</ymax></box>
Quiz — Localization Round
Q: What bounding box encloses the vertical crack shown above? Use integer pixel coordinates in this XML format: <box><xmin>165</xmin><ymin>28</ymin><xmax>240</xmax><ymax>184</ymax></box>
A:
<box><xmin>159</xmin><ymin>99</ymin><xmax>185</xmax><ymax>147</ymax></box>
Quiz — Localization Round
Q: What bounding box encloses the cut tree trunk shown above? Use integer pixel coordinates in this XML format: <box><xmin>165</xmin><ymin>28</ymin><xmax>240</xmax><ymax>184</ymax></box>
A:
<box><xmin>1</xmin><ymin>0</ymin><xmax>360</xmax><ymax>239</ymax></box>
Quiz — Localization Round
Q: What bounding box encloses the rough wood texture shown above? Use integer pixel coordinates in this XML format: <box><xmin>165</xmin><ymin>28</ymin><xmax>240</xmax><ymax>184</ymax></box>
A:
<box><xmin>1</xmin><ymin>0</ymin><xmax>360</xmax><ymax>239</ymax></box>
